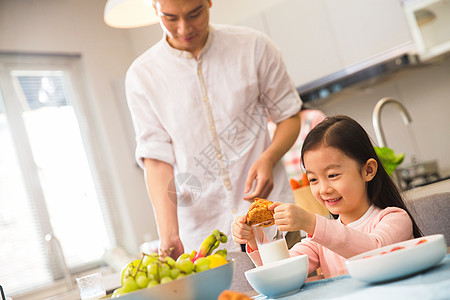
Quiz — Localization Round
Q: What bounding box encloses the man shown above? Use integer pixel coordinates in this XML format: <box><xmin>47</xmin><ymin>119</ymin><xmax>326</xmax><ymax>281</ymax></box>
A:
<box><xmin>126</xmin><ymin>0</ymin><xmax>302</xmax><ymax>259</ymax></box>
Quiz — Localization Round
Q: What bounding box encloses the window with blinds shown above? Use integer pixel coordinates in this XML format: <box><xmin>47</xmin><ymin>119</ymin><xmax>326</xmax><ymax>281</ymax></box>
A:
<box><xmin>0</xmin><ymin>54</ymin><xmax>117</xmax><ymax>296</ymax></box>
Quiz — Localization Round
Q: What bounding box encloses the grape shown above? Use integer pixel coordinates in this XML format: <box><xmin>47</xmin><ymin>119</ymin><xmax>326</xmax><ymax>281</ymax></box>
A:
<box><xmin>111</xmin><ymin>287</ymin><xmax>128</xmax><ymax>298</ymax></box>
<box><xmin>160</xmin><ymin>276</ymin><xmax>173</xmax><ymax>284</ymax></box>
<box><xmin>175</xmin><ymin>259</ymin><xmax>194</xmax><ymax>274</ymax></box>
<box><xmin>169</xmin><ymin>268</ymin><xmax>180</xmax><ymax>279</ymax></box>
<box><xmin>142</xmin><ymin>253</ymin><xmax>159</xmax><ymax>267</ymax></box>
<box><xmin>147</xmin><ymin>261</ymin><xmax>160</xmax><ymax>281</ymax></box>
<box><xmin>147</xmin><ymin>279</ymin><xmax>159</xmax><ymax>288</ymax></box>
<box><xmin>164</xmin><ymin>256</ymin><xmax>176</xmax><ymax>267</ymax></box>
<box><xmin>176</xmin><ymin>253</ymin><xmax>190</xmax><ymax>262</ymax></box>
<box><xmin>159</xmin><ymin>262</ymin><xmax>170</xmax><ymax>278</ymax></box>
<box><xmin>121</xmin><ymin>259</ymin><xmax>141</xmax><ymax>285</ymax></box>
<box><xmin>195</xmin><ymin>264</ymin><xmax>210</xmax><ymax>273</ymax></box>
<box><xmin>122</xmin><ymin>277</ymin><xmax>139</xmax><ymax>293</ymax></box>
<box><xmin>135</xmin><ymin>269</ymin><xmax>147</xmax><ymax>278</ymax></box>
<box><xmin>136</xmin><ymin>274</ymin><xmax>150</xmax><ymax>288</ymax></box>
<box><xmin>194</xmin><ymin>257</ymin><xmax>210</xmax><ymax>266</ymax></box>
<box><xmin>194</xmin><ymin>257</ymin><xmax>210</xmax><ymax>273</ymax></box>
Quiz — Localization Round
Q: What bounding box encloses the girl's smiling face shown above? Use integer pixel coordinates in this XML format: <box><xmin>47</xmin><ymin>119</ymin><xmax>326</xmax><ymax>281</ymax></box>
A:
<box><xmin>303</xmin><ymin>145</ymin><xmax>377</xmax><ymax>225</ymax></box>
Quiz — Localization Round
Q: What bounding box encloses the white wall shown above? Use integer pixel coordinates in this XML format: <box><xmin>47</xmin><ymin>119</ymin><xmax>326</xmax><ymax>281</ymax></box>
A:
<box><xmin>0</xmin><ymin>0</ymin><xmax>158</xmax><ymax>255</ymax></box>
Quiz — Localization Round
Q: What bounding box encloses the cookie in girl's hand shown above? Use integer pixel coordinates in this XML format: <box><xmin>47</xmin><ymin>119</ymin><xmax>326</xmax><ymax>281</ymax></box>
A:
<box><xmin>246</xmin><ymin>198</ymin><xmax>274</xmax><ymax>226</ymax></box>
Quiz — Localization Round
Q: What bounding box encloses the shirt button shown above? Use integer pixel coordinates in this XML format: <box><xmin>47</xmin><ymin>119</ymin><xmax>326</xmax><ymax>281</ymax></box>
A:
<box><xmin>224</xmin><ymin>179</ymin><xmax>230</xmax><ymax>186</ymax></box>
<box><xmin>217</xmin><ymin>153</ymin><xmax>222</xmax><ymax>159</ymax></box>
<box><xmin>203</xmin><ymin>97</ymin><xmax>208</xmax><ymax>102</ymax></box>
<box><xmin>210</xmin><ymin>125</ymin><xmax>215</xmax><ymax>130</ymax></box>
<box><xmin>197</xmin><ymin>69</ymin><xmax>201</xmax><ymax>75</ymax></box>
<box><xmin>232</xmin><ymin>208</ymin><xmax>237</xmax><ymax>214</ymax></box>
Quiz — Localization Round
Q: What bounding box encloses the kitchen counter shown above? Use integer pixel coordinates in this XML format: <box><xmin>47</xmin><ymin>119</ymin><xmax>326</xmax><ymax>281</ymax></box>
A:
<box><xmin>403</xmin><ymin>179</ymin><xmax>450</xmax><ymax>201</ymax></box>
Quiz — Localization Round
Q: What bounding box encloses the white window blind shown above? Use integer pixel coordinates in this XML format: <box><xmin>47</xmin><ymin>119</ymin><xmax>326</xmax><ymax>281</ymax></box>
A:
<box><xmin>0</xmin><ymin>54</ymin><xmax>120</xmax><ymax>296</ymax></box>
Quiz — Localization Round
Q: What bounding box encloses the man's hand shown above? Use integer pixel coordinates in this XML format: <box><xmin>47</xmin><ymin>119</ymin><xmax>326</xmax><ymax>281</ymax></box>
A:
<box><xmin>243</xmin><ymin>113</ymin><xmax>300</xmax><ymax>201</ymax></box>
<box><xmin>143</xmin><ymin>158</ymin><xmax>183</xmax><ymax>259</ymax></box>
<box><xmin>243</xmin><ymin>156</ymin><xmax>274</xmax><ymax>200</ymax></box>
<box><xmin>159</xmin><ymin>235</ymin><xmax>184</xmax><ymax>260</ymax></box>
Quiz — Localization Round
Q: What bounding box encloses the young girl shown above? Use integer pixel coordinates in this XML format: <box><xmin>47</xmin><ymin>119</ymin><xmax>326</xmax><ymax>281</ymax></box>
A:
<box><xmin>232</xmin><ymin>115</ymin><xmax>422</xmax><ymax>278</ymax></box>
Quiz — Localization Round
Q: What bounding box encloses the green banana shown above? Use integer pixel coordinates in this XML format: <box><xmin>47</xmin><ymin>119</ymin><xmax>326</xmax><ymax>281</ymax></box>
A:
<box><xmin>192</xmin><ymin>229</ymin><xmax>227</xmax><ymax>262</ymax></box>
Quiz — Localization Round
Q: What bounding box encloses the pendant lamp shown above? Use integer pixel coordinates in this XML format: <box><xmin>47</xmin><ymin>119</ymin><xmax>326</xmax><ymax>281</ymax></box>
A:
<box><xmin>104</xmin><ymin>0</ymin><xmax>159</xmax><ymax>28</ymax></box>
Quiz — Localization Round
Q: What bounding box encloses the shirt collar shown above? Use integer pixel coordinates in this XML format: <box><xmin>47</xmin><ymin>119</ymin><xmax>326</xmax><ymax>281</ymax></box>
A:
<box><xmin>163</xmin><ymin>25</ymin><xmax>215</xmax><ymax>59</ymax></box>
<box><xmin>339</xmin><ymin>204</ymin><xmax>378</xmax><ymax>228</ymax></box>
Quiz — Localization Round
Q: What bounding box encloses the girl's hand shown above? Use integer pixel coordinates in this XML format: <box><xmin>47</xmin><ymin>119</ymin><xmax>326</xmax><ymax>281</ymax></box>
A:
<box><xmin>231</xmin><ymin>215</ymin><xmax>257</xmax><ymax>250</ymax></box>
<box><xmin>270</xmin><ymin>202</ymin><xmax>316</xmax><ymax>235</ymax></box>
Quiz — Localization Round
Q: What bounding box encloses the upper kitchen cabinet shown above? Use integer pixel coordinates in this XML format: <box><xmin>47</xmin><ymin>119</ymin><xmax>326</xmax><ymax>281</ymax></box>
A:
<box><xmin>260</xmin><ymin>0</ymin><xmax>344</xmax><ymax>87</ymax></box>
<box><xmin>324</xmin><ymin>0</ymin><xmax>413</xmax><ymax>67</ymax></box>
<box><xmin>237</xmin><ymin>0</ymin><xmax>414</xmax><ymax>88</ymax></box>
<box><xmin>403</xmin><ymin>0</ymin><xmax>450</xmax><ymax>61</ymax></box>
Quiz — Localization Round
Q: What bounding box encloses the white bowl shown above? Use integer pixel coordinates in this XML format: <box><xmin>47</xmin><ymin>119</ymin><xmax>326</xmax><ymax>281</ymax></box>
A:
<box><xmin>346</xmin><ymin>234</ymin><xmax>447</xmax><ymax>283</ymax></box>
<box><xmin>115</xmin><ymin>259</ymin><xmax>235</xmax><ymax>300</ymax></box>
<box><xmin>245</xmin><ymin>255</ymin><xmax>308</xmax><ymax>298</ymax></box>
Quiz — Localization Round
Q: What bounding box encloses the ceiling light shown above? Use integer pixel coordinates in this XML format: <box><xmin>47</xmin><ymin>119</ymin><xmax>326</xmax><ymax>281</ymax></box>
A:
<box><xmin>104</xmin><ymin>0</ymin><xmax>159</xmax><ymax>29</ymax></box>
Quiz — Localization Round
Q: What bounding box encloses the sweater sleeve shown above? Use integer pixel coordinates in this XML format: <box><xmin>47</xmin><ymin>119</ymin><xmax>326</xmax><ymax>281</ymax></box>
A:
<box><xmin>288</xmin><ymin>239</ymin><xmax>321</xmax><ymax>275</ymax></box>
<box><xmin>311</xmin><ymin>207</ymin><xmax>414</xmax><ymax>259</ymax></box>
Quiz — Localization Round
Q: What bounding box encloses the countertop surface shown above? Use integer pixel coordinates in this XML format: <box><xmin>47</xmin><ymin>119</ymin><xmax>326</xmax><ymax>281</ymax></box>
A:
<box><xmin>403</xmin><ymin>178</ymin><xmax>450</xmax><ymax>201</ymax></box>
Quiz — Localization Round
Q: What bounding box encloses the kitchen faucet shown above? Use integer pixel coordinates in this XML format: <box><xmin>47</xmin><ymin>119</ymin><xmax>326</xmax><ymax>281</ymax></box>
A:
<box><xmin>372</xmin><ymin>97</ymin><xmax>412</xmax><ymax>148</ymax></box>
<box><xmin>45</xmin><ymin>233</ymin><xmax>74</xmax><ymax>290</ymax></box>
<box><xmin>372</xmin><ymin>97</ymin><xmax>412</xmax><ymax>189</ymax></box>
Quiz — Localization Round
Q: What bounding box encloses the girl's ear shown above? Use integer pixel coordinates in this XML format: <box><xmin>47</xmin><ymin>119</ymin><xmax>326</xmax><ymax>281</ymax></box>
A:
<box><xmin>363</xmin><ymin>158</ymin><xmax>378</xmax><ymax>182</ymax></box>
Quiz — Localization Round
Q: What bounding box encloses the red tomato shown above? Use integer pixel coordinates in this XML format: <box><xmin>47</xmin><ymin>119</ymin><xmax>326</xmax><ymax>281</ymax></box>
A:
<box><xmin>390</xmin><ymin>246</ymin><xmax>405</xmax><ymax>252</ymax></box>
<box><xmin>416</xmin><ymin>239</ymin><xmax>427</xmax><ymax>245</ymax></box>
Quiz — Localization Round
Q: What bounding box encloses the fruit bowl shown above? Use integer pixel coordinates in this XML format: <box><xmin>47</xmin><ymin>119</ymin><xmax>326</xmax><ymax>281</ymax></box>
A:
<box><xmin>111</xmin><ymin>259</ymin><xmax>235</xmax><ymax>300</ymax></box>
<box><xmin>244</xmin><ymin>255</ymin><xmax>308</xmax><ymax>298</ymax></box>
<box><xmin>345</xmin><ymin>234</ymin><xmax>447</xmax><ymax>283</ymax></box>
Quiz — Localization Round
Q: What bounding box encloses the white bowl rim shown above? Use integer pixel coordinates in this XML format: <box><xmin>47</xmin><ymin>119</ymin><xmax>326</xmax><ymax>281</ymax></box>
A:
<box><xmin>245</xmin><ymin>254</ymin><xmax>308</xmax><ymax>274</ymax></box>
<box><xmin>346</xmin><ymin>234</ymin><xmax>445</xmax><ymax>263</ymax></box>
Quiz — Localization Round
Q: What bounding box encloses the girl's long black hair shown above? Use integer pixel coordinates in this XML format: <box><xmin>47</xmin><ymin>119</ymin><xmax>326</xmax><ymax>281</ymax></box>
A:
<box><xmin>300</xmin><ymin>115</ymin><xmax>422</xmax><ymax>238</ymax></box>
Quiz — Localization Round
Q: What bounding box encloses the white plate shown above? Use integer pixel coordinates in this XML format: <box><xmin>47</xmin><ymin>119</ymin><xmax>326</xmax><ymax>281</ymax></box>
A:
<box><xmin>345</xmin><ymin>234</ymin><xmax>447</xmax><ymax>283</ymax></box>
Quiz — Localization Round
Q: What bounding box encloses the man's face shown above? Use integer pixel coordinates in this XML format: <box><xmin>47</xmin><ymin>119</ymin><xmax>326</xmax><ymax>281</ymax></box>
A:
<box><xmin>155</xmin><ymin>0</ymin><xmax>211</xmax><ymax>56</ymax></box>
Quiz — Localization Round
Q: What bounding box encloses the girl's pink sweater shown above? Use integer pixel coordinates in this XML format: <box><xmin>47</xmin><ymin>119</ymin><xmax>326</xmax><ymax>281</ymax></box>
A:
<box><xmin>248</xmin><ymin>205</ymin><xmax>414</xmax><ymax>278</ymax></box>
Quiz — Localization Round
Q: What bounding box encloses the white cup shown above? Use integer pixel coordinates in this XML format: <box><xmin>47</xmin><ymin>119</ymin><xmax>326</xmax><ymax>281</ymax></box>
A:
<box><xmin>76</xmin><ymin>272</ymin><xmax>106</xmax><ymax>300</ymax></box>
<box><xmin>252</xmin><ymin>224</ymin><xmax>290</xmax><ymax>265</ymax></box>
